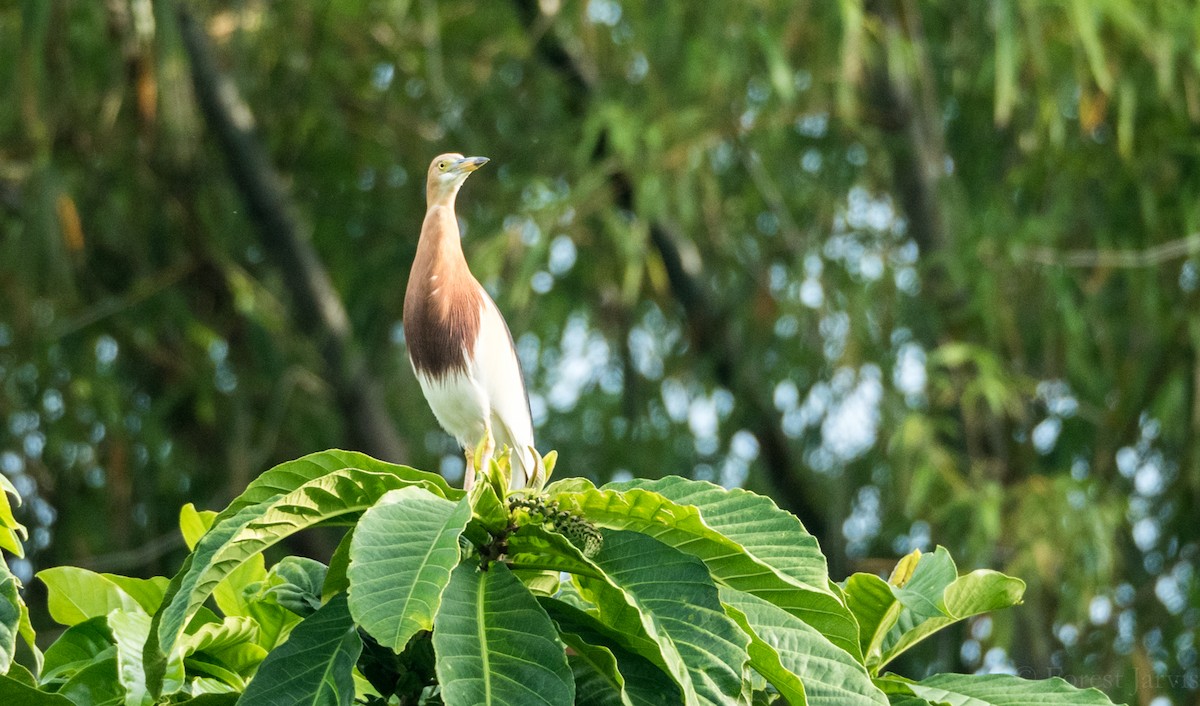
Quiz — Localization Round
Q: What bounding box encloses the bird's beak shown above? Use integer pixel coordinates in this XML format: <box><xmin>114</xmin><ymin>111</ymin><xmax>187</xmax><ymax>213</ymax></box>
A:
<box><xmin>452</xmin><ymin>156</ymin><xmax>489</xmax><ymax>173</ymax></box>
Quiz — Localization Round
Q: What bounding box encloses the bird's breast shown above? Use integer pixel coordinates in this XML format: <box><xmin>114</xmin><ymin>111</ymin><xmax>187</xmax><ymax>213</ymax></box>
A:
<box><xmin>403</xmin><ymin>270</ymin><xmax>485</xmax><ymax>380</ymax></box>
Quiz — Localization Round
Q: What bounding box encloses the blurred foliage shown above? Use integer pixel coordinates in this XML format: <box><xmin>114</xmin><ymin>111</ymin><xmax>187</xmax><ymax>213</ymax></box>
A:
<box><xmin>1</xmin><ymin>0</ymin><xmax>1199</xmax><ymax>703</ymax></box>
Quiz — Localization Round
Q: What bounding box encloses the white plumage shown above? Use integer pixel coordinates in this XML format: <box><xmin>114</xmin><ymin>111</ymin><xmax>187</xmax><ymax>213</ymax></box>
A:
<box><xmin>403</xmin><ymin>153</ymin><xmax>540</xmax><ymax>492</ymax></box>
<box><xmin>413</xmin><ymin>297</ymin><xmax>537</xmax><ymax>489</ymax></box>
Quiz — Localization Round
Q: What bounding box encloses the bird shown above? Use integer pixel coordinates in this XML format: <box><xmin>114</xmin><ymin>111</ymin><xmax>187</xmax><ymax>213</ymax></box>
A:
<box><xmin>403</xmin><ymin>153</ymin><xmax>540</xmax><ymax>493</ymax></box>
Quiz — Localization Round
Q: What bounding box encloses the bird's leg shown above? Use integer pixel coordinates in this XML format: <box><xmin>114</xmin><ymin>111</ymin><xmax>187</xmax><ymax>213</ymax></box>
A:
<box><xmin>463</xmin><ymin>447</ymin><xmax>476</xmax><ymax>493</ymax></box>
<box><xmin>463</xmin><ymin>431</ymin><xmax>493</xmax><ymax>494</ymax></box>
<box><xmin>478</xmin><ymin>428</ymin><xmax>495</xmax><ymax>477</ymax></box>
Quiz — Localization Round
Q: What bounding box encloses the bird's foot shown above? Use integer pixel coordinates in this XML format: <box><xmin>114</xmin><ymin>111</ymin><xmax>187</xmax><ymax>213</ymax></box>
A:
<box><xmin>462</xmin><ymin>433</ymin><xmax>496</xmax><ymax>494</ymax></box>
<box><xmin>476</xmin><ymin>432</ymin><xmax>495</xmax><ymax>476</ymax></box>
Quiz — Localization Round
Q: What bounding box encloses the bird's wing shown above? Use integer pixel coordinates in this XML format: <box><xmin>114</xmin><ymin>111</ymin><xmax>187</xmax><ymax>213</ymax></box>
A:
<box><xmin>471</xmin><ymin>293</ymin><xmax>539</xmax><ymax>488</ymax></box>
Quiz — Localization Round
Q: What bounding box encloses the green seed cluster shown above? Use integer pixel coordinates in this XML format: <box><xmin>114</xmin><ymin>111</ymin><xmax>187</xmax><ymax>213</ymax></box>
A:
<box><xmin>510</xmin><ymin>497</ymin><xmax>603</xmax><ymax>557</ymax></box>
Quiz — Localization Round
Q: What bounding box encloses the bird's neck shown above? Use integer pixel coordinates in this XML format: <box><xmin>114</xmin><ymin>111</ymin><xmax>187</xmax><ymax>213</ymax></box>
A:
<box><xmin>413</xmin><ymin>201</ymin><xmax>471</xmax><ymax>290</ymax></box>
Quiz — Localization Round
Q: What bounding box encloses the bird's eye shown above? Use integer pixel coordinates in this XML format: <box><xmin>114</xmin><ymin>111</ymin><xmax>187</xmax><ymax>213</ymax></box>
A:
<box><xmin>437</xmin><ymin>162</ymin><xmax>446</xmax><ymax>171</ymax></box>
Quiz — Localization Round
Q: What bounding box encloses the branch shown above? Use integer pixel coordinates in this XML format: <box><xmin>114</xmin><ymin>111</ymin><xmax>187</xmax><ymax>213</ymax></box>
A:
<box><xmin>865</xmin><ymin>0</ymin><xmax>950</xmax><ymax>256</ymax></box>
<box><xmin>1017</xmin><ymin>233</ymin><xmax>1200</xmax><ymax>268</ymax></box>
<box><xmin>176</xmin><ymin>5</ymin><xmax>406</xmax><ymax>461</ymax></box>
<box><xmin>75</xmin><ymin>532</ymin><xmax>184</xmax><ymax>573</ymax></box>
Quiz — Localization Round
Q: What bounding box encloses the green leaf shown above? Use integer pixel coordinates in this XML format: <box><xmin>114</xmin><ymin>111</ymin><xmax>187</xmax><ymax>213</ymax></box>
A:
<box><xmin>148</xmin><ymin>463</ymin><xmax>440</xmax><ymax>696</ymax></box>
<box><xmin>433</xmin><ymin>563</ymin><xmax>574</xmax><ymax>706</ymax></box>
<box><xmin>187</xmin><ymin>677</ymin><xmax>241</xmax><ymax>695</ymax></box>
<box><xmin>236</xmin><ymin>594</ymin><xmax>362</xmax><ymax>706</ymax></box>
<box><xmin>181</xmin><ymin>618</ymin><xmax>259</xmax><ymax>657</ymax></box>
<box><xmin>513</xmin><ymin>568</ymin><xmax>560</xmax><ymax>596</ymax></box>
<box><xmin>720</xmin><ymin>587</ymin><xmax>888</xmax><ymax>706</ymax></box>
<box><xmin>187</xmin><ymin>654</ymin><xmax>247</xmax><ymax>690</ymax></box>
<box><xmin>885</xmin><ymin>696</ymin><xmax>944</xmax><ymax>706</ymax></box>
<box><xmin>213</xmin><ymin>450</ymin><xmax>456</xmax><ymax>526</ymax></box>
<box><xmin>569</xmin><ymin>650</ymin><xmax>629</xmax><ymax>706</ymax></box>
<box><xmin>845</xmin><ymin>549</ymin><xmax>1026</xmax><ymax>673</ymax></box>
<box><xmin>58</xmin><ymin>656</ymin><xmax>124</xmax><ymax>706</ymax></box>
<box><xmin>262</xmin><ymin>556</ymin><xmax>327</xmax><ymax>617</ymax></box>
<box><xmin>888</xmin><ymin>549</ymin><xmax>957</xmax><ymax>627</ymax></box>
<box><xmin>6</xmin><ymin>661</ymin><xmax>36</xmax><ymax>686</ymax></box>
<box><xmin>578</xmin><ymin>530</ymin><xmax>751</xmax><ymax>706</ymax></box>
<box><xmin>878</xmin><ymin>673</ymin><xmax>1120</xmax><ymax>705</ymax></box>
<box><xmin>109</xmin><ymin>609</ymin><xmax>183</xmax><ymax>706</ymax></box>
<box><xmin>348</xmin><ymin>487</ymin><xmax>471</xmax><ymax>651</ymax></box>
<box><xmin>179</xmin><ymin>504</ymin><xmax>215</xmax><ymax>551</ymax></box>
<box><xmin>179</xmin><ymin>504</ymin><xmax>267</xmax><ymax>619</ymax></box>
<box><xmin>541</xmin><ymin>597</ymin><xmax>678</xmax><ymax>706</ymax></box>
<box><xmin>101</xmin><ymin>576</ymin><xmax>170</xmax><ymax>615</ymax></box>
<box><xmin>844</xmin><ymin>572</ymin><xmax>902</xmax><ymax>664</ymax></box>
<box><xmin>239</xmin><ymin>585</ymin><xmax>300</xmax><ymax>652</ymax></box>
<box><xmin>604</xmin><ymin>477</ymin><xmax>829</xmax><ymax>589</ymax></box>
<box><xmin>556</xmin><ymin>478</ymin><xmax>860</xmax><ymax>658</ymax></box>
<box><xmin>202</xmin><ymin>642</ymin><xmax>268</xmax><ymax>679</ymax></box>
<box><xmin>506</xmin><ymin>524</ymin><xmax>604</xmax><ymax>579</ymax></box>
<box><xmin>321</xmin><ymin>529</ymin><xmax>353</xmax><ymax>601</ymax></box>
<box><xmin>37</xmin><ymin>568</ymin><xmax>142</xmax><ymax>627</ymax></box>
<box><xmin>470</xmin><ymin>462</ymin><xmax>511</xmax><ymax>533</ymax></box>
<box><xmin>0</xmin><ymin>474</ymin><xmax>28</xmax><ymax>558</ymax></box>
<box><xmin>0</xmin><ymin>560</ymin><xmax>22</xmax><ymax>674</ymax></box>
<box><xmin>878</xmin><ymin>569</ymin><xmax>1025</xmax><ymax>669</ymax></box>
<box><xmin>42</xmin><ymin>617</ymin><xmax>113</xmax><ymax>682</ymax></box>
<box><xmin>176</xmin><ymin>695</ymin><xmax>239</xmax><ymax>705</ymax></box>
<box><xmin>357</xmin><ymin>629</ymin><xmax>436</xmax><ymax>701</ymax></box>
<box><xmin>17</xmin><ymin>591</ymin><xmax>42</xmax><ymax>675</ymax></box>
<box><xmin>0</xmin><ymin>673</ymin><xmax>72</xmax><ymax>704</ymax></box>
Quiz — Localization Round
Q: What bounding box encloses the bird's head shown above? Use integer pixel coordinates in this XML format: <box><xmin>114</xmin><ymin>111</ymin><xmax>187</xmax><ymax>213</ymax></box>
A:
<box><xmin>426</xmin><ymin>152</ymin><xmax>489</xmax><ymax>205</ymax></box>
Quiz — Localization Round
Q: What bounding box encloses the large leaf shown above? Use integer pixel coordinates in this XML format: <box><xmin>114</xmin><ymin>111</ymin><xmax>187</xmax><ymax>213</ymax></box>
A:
<box><xmin>720</xmin><ymin>587</ymin><xmax>888</xmax><ymax>706</ymax></box>
<box><xmin>58</xmin><ymin>656</ymin><xmax>124</xmax><ymax>706</ymax></box>
<box><xmin>0</xmin><ymin>560</ymin><xmax>21</xmax><ymax>674</ymax></box>
<box><xmin>236</xmin><ymin>593</ymin><xmax>362</xmax><ymax>706</ymax></box>
<box><xmin>0</xmin><ymin>474</ymin><xmax>29</xmax><ymax>558</ymax></box>
<box><xmin>213</xmin><ymin>450</ymin><xmax>455</xmax><ymax>525</ymax></box>
<box><xmin>109</xmin><ymin>609</ymin><xmax>183</xmax><ymax>706</ymax></box>
<box><xmin>553</xmin><ymin>479</ymin><xmax>860</xmax><ymax>658</ymax></box>
<box><xmin>843</xmin><ymin>572</ymin><xmax>902</xmax><ymax>664</ymax></box>
<box><xmin>198</xmin><ymin>642</ymin><xmax>268</xmax><ymax>681</ymax></box>
<box><xmin>177</xmin><ymin>696</ymin><xmax>239</xmax><ymax>706</ymax></box>
<box><xmin>185</xmin><ymin>654</ymin><xmax>246</xmax><ymax>691</ymax></box>
<box><xmin>147</xmin><ymin>464</ymin><xmax>440</xmax><ymax>695</ymax></box>
<box><xmin>43</xmin><ymin>617</ymin><xmax>114</xmax><ymax>682</ymax></box>
<box><xmin>321</xmin><ymin>530</ymin><xmax>354</xmax><ymax>601</ymax></box>
<box><xmin>541</xmin><ymin>596</ymin><xmax>678</xmax><ymax>706</ymax></box>
<box><xmin>506</xmin><ymin>524</ymin><xmax>605</xmax><ymax>579</ymax></box>
<box><xmin>878</xmin><ymin>673</ymin><xmax>1119</xmax><ymax>705</ymax></box>
<box><xmin>578</xmin><ymin>529</ymin><xmax>751</xmax><ymax>706</ymax></box>
<box><xmin>348</xmin><ymin>487</ymin><xmax>471</xmax><ymax>651</ymax></box>
<box><xmin>180</xmin><ymin>618</ymin><xmax>259</xmax><ymax>657</ymax></box>
<box><xmin>240</xmin><ymin>580</ymin><xmax>302</xmax><ymax>652</ymax></box>
<box><xmin>845</xmin><ymin>549</ymin><xmax>1026</xmax><ymax>673</ymax></box>
<box><xmin>879</xmin><ymin>568</ymin><xmax>1024</xmax><ymax>669</ymax></box>
<box><xmin>433</xmin><ymin>563</ymin><xmax>574</xmax><ymax>706</ymax></box>
<box><xmin>261</xmin><ymin>556</ymin><xmax>327</xmax><ymax>617</ymax></box>
<box><xmin>37</xmin><ymin>568</ymin><xmax>142</xmax><ymax>627</ymax></box>
<box><xmin>101</xmin><ymin>576</ymin><xmax>171</xmax><ymax>616</ymax></box>
<box><xmin>569</xmin><ymin>651</ymin><xmax>630</xmax><ymax>706</ymax></box>
<box><xmin>604</xmin><ymin>476</ymin><xmax>829</xmax><ymax>588</ymax></box>
<box><xmin>0</xmin><ymin>673</ymin><xmax>72</xmax><ymax>704</ymax></box>
<box><xmin>179</xmin><ymin>504</ymin><xmax>266</xmax><ymax>619</ymax></box>
<box><xmin>17</xmin><ymin>589</ymin><xmax>41</xmax><ymax>675</ymax></box>
<box><xmin>885</xmin><ymin>549</ymin><xmax>958</xmax><ymax>639</ymax></box>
